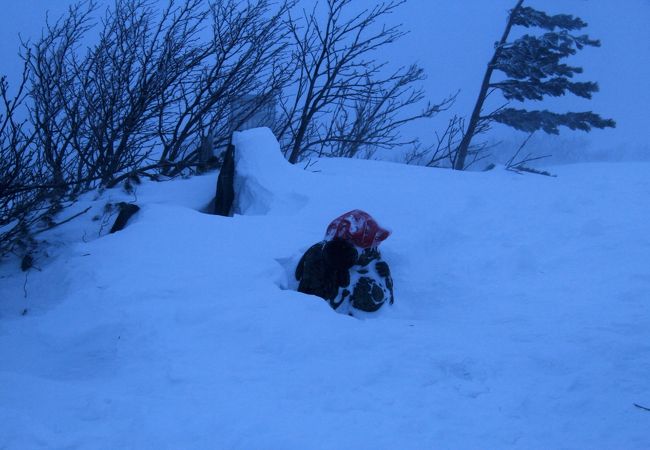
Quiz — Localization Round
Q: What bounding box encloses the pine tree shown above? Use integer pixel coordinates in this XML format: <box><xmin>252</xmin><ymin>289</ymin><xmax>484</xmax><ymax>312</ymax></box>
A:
<box><xmin>453</xmin><ymin>0</ymin><xmax>615</xmax><ymax>170</ymax></box>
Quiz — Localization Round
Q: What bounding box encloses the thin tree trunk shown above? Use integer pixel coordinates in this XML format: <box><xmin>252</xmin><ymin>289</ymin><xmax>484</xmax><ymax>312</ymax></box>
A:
<box><xmin>288</xmin><ymin>120</ymin><xmax>309</xmax><ymax>164</ymax></box>
<box><xmin>454</xmin><ymin>0</ymin><xmax>524</xmax><ymax>170</ymax></box>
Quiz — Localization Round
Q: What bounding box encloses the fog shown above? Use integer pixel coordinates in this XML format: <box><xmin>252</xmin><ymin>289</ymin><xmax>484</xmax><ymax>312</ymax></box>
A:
<box><xmin>1</xmin><ymin>0</ymin><xmax>648</xmax><ymax>163</ymax></box>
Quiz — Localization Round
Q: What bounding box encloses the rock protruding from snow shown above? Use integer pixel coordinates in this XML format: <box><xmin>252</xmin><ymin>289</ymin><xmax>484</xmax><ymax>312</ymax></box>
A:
<box><xmin>214</xmin><ymin>142</ymin><xmax>235</xmax><ymax>216</ymax></box>
<box><xmin>109</xmin><ymin>203</ymin><xmax>140</xmax><ymax>234</ymax></box>
<box><xmin>232</xmin><ymin>127</ymin><xmax>310</xmax><ymax>215</ymax></box>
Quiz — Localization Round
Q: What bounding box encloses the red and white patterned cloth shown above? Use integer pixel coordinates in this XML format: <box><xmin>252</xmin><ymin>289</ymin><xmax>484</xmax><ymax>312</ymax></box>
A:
<box><xmin>325</xmin><ymin>210</ymin><xmax>390</xmax><ymax>249</ymax></box>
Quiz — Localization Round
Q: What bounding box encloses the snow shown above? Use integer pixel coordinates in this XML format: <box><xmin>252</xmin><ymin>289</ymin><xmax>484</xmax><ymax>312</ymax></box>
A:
<box><xmin>1</xmin><ymin>128</ymin><xmax>649</xmax><ymax>449</ymax></box>
<box><xmin>232</xmin><ymin>127</ymin><xmax>312</xmax><ymax>215</ymax></box>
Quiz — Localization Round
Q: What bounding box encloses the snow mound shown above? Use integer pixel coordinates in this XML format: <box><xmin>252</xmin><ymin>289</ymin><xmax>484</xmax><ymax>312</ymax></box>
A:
<box><xmin>232</xmin><ymin>127</ymin><xmax>310</xmax><ymax>215</ymax></box>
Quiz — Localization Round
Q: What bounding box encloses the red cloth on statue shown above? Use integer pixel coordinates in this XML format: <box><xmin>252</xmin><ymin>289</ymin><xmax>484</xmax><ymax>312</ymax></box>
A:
<box><xmin>325</xmin><ymin>210</ymin><xmax>390</xmax><ymax>248</ymax></box>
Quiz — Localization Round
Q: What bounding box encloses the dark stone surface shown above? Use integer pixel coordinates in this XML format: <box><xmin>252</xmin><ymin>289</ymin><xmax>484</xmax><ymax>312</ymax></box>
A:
<box><xmin>109</xmin><ymin>203</ymin><xmax>140</xmax><ymax>234</ymax></box>
<box><xmin>214</xmin><ymin>142</ymin><xmax>235</xmax><ymax>216</ymax></box>
<box><xmin>20</xmin><ymin>254</ymin><xmax>34</xmax><ymax>272</ymax></box>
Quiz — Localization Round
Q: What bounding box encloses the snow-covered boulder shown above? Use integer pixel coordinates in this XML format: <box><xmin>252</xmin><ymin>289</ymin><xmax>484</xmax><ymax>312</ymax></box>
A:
<box><xmin>232</xmin><ymin>127</ymin><xmax>311</xmax><ymax>215</ymax></box>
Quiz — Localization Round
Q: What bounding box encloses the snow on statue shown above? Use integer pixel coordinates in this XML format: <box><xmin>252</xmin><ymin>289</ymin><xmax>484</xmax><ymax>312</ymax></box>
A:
<box><xmin>295</xmin><ymin>210</ymin><xmax>394</xmax><ymax>315</ymax></box>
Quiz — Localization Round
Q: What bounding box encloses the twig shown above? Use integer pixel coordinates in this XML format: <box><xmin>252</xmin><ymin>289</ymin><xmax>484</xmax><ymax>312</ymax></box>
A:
<box><xmin>634</xmin><ymin>403</ymin><xmax>650</xmax><ymax>412</ymax></box>
<box><xmin>509</xmin><ymin>164</ymin><xmax>557</xmax><ymax>177</ymax></box>
<box><xmin>98</xmin><ymin>203</ymin><xmax>114</xmax><ymax>237</ymax></box>
<box><xmin>505</xmin><ymin>132</ymin><xmax>535</xmax><ymax>169</ymax></box>
<box><xmin>303</xmin><ymin>158</ymin><xmax>320</xmax><ymax>172</ymax></box>
<box><xmin>23</xmin><ymin>270</ymin><xmax>29</xmax><ymax>299</ymax></box>
<box><xmin>33</xmin><ymin>206</ymin><xmax>92</xmax><ymax>236</ymax></box>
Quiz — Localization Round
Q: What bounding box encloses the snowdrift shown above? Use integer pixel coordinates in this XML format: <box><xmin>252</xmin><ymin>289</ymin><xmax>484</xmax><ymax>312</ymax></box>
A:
<box><xmin>1</xmin><ymin>128</ymin><xmax>649</xmax><ymax>449</ymax></box>
<box><xmin>232</xmin><ymin>128</ymin><xmax>312</xmax><ymax>215</ymax></box>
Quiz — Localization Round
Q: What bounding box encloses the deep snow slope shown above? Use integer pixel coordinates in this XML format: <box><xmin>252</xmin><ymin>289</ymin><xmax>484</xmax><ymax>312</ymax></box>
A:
<box><xmin>1</xmin><ymin>129</ymin><xmax>649</xmax><ymax>449</ymax></box>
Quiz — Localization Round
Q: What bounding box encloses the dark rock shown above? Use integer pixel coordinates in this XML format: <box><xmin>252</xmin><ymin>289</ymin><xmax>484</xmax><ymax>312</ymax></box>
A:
<box><xmin>214</xmin><ymin>142</ymin><xmax>235</xmax><ymax>216</ymax></box>
<box><xmin>109</xmin><ymin>203</ymin><xmax>140</xmax><ymax>234</ymax></box>
<box><xmin>20</xmin><ymin>254</ymin><xmax>33</xmax><ymax>272</ymax></box>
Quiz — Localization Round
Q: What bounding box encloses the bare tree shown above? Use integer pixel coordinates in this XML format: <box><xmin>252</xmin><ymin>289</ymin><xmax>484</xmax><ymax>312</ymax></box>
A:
<box><xmin>278</xmin><ymin>0</ymin><xmax>448</xmax><ymax>164</ymax></box>
<box><xmin>22</xmin><ymin>0</ymin><xmax>97</xmax><ymax>192</ymax></box>
<box><xmin>0</xmin><ymin>72</ymin><xmax>41</xmax><ymax>257</ymax></box>
<box><xmin>22</xmin><ymin>0</ymin><xmax>293</xmax><ymax>187</ymax></box>
<box><xmin>324</xmin><ymin>67</ymin><xmax>454</xmax><ymax>159</ymax></box>
<box><xmin>156</xmin><ymin>0</ymin><xmax>293</xmax><ymax>173</ymax></box>
<box><xmin>22</xmin><ymin>0</ymin><xmax>206</xmax><ymax>189</ymax></box>
<box><xmin>75</xmin><ymin>0</ymin><xmax>217</xmax><ymax>186</ymax></box>
<box><xmin>403</xmin><ymin>113</ymin><xmax>493</xmax><ymax>169</ymax></box>
<box><xmin>405</xmin><ymin>115</ymin><xmax>465</xmax><ymax>168</ymax></box>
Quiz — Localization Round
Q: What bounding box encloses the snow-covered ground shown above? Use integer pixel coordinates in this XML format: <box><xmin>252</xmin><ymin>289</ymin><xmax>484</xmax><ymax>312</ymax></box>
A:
<box><xmin>1</xmin><ymin>129</ymin><xmax>649</xmax><ymax>449</ymax></box>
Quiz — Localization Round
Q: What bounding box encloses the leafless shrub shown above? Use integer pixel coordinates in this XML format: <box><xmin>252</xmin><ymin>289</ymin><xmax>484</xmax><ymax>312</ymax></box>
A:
<box><xmin>78</xmin><ymin>0</ymin><xmax>216</xmax><ymax>186</ymax></box>
<box><xmin>2</xmin><ymin>0</ymin><xmax>295</xmax><ymax>259</ymax></box>
<box><xmin>278</xmin><ymin>0</ymin><xmax>450</xmax><ymax>163</ymax></box>
<box><xmin>22</xmin><ymin>0</ymin><xmax>97</xmax><ymax>192</ymax></box>
<box><xmin>156</xmin><ymin>0</ymin><xmax>293</xmax><ymax>174</ymax></box>
<box><xmin>0</xmin><ymin>72</ymin><xmax>43</xmax><ymax>257</ymax></box>
<box><xmin>404</xmin><ymin>113</ymin><xmax>492</xmax><ymax>169</ymax></box>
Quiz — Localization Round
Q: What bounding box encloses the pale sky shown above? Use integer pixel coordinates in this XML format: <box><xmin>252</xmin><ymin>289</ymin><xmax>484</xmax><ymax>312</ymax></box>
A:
<box><xmin>1</xmin><ymin>0</ymin><xmax>648</xmax><ymax>158</ymax></box>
